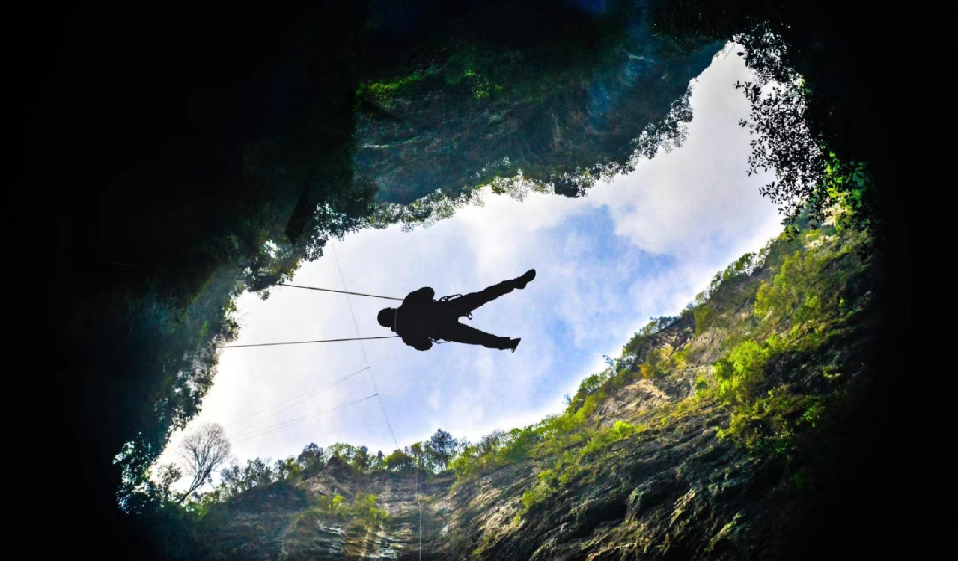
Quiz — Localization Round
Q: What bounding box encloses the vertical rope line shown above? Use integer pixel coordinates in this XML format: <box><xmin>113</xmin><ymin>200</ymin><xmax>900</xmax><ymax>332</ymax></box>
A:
<box><xmin>330</xmin><ymin>244</ymin><xmax>398</xmax><ymax>447</ymax></box>
<box><xmin>330</xmin><ymin>244</ymin><xmax>421</xmax><ymax>560</ymax></box>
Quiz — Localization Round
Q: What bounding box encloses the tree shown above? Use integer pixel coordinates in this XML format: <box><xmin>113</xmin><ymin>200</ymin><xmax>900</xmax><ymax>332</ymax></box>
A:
<box><xmin>241</xmin><ymin>457</ymin><xmax>275</xmax><ymax>489</ymax></box>
<box><xmin>732</xmin><ymin>26</ymin><xmax>872</xmax><ymax>230</ymax></box>
<box><xmin>425</xmin><ymin>429</ymin><xmax>459</xmax><ymax>472</ymax></box>
<box><xmin>327</xmin><ymin>442</ymin><xmax>357</xmax><ymax>465</ymax></box>
<box><xmin>153</xmin><ymin>463</ymin><xmax>183</xmax><ymax>505</ymax></box>
<box><xmin>274</xmin><ymin>457</ymin><xmax>302</xmax><ymax>482</ymax></box>
<box><xmin>219</xmin><ymin>463</ymin><xmax>244</xmax><ymax>497</ymax></box>
<box><xmin>217</xmin><ymin>457</ymin><xmax>275</xmax><ymax>498</ymax></box>
<box><xmin>178</xmin><ymin>422</ymin><xmax>231</xmax><ymax>503</ymax></box>
<box><xmin>477</xmin><ymin>430</ymin><xmax>506</xmax><ymax>456</ymax></box>
<box><xmin>296</xmin><ymin>443</ymin><xmax>326</xmax><ymax>474</ymax></box>
<box><xmin>406</xmin><ymin>442</ymin><xmax>427</xmax><ymax>470</ymax></box>
<box><xmin>384</xmin><ymin>449</ymin><xmax>414</xmax><ymax>471</ymax></box>
<box><xmin>352</xmin><ymin>446</ymin><xmax>371</xmax><ymax>472</ymax></box>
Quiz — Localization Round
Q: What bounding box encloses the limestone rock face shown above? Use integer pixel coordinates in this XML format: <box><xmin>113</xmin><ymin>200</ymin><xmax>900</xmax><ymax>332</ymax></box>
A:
<box><xmin>353</xmin><ymin>14</ymin><xmax>721</xmax><ymax>204</ymax></box>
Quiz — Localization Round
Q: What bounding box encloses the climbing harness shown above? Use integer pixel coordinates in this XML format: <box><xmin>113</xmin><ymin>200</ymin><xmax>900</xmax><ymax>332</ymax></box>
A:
<box><xmin>438</xmin><ymin>293</ymin><xmax>471</xmax><ymax>319</ymax></box>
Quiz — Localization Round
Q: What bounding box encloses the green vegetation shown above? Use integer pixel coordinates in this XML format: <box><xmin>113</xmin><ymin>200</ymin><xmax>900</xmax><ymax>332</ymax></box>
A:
<box><xmin>736</xmin><ymin>69</ymin><xmax>875</xmax><ymax>230</ymax></box>
<box><xmin>154</xmin><ymin>428</ymin><xmax>459</xmax><ymax>517</ymax></box>
<box><xmin>754</xmin><ymin>229</ymin><xmax>861</xmax><ymax>330</ymax></box>
<box><xmin>519</xmin><ymin>420</ymin><xmax>643</xmax><ymax>515</ymax></box>
<box><xmin>713</xmin><ymin>339</ymin><xmax>774</xmax><ymax>405</ymax></box>
<box><xmin>310</xmin><ymin>493</ymin><xmax>388</xmax><ymax>530</ymax></box>
<box><xmin>441</xmin><ymin>222</ymin><xmax>869</xmax><ymax>515</ymax></box>
<box><xmin>358</xmin><ymin>70</ymin><xmax>432</xmax><ymax>109</ymax></box>
<box><xmin>694</xmin><ymin>222</ymin><xmax>870</xmax><ymax>463</ymax></box>
<box><xmin>687</xmin><ymin>250</ymin><xmax>760</xmax><ymax>336</ymax></box>
<box><xmin>646</xmin><ymin>0</ymin><xmax>887</xmax><ymax>233</ymax></box>
<box><xmin>485</xmin><ymin>210</ymin><xmax>869</xmax><ymax>516</ymax></box>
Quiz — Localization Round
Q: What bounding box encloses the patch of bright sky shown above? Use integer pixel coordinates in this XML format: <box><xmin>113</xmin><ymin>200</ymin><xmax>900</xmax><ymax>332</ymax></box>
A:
<box><xmin>155</xmin><ymin>47</ymin><xmax>783</xmax><ymax>481</ymax></box>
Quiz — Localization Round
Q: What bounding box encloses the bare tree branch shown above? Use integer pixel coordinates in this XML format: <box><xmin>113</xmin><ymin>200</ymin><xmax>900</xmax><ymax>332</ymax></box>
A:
<box><xmin>177</xmin><ymin>422</ymin><xmax>231</xmax><ymax>503</ymax></box>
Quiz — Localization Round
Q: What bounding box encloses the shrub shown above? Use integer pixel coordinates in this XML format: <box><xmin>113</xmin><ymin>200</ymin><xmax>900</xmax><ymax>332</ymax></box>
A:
<box><xmin>314</xmin><ymin>493</ymin><xmax>388</xmax><ymax>530</ymax></box>
<box><xmin>713</xmin><ymin>340</ymin><xmax>772</xmax><ymax>406</ymax></box>
<box><xmin>754</xmin><ymin>247</ymin><xmax>841</xmax><ymax>328</ymax></box>
<box><xmin>717</xmin><ymin>387</ymin><xmax>821</xmax><ymax>460</ymax></box>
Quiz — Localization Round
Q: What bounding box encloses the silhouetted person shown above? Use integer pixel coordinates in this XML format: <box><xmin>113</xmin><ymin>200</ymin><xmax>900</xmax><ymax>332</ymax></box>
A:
<box><xmin>377</xmin><ymin>270</ymin><xmax>536</xmax><ymax>352</ymax></box>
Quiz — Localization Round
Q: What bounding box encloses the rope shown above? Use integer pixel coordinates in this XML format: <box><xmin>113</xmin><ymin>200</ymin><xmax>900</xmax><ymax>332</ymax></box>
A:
<box><xmin>219</xmin><ymin>336</ymin><xmax>398</xmax><ymax>349</ymax></box>
<box><xmin>229</xmin><ymin>393</ymin><xmax>380</xmax><ymax>444</ymax></box>
<box><xmin>331</xmin><ymin>246</ymin><xmax>399</xmax><ymax>448</ymax></box>
<box><xmin>331</xmin><ymin>245</ymin><xmax>420</xmax><ymax>561</ymax></box>
<box><xmin>224</xmin><ymin>367</ymin><xmax>370</xmax><ymax>437</ymax></box>
<box><xmin>215</xmin><ymin>244</ymin><xmax>424</xmax><ymax>557</ymax></box>
<box><xmin>277</xmin><ymin>283</ymin><xmax>402</xmax><ymax>301</ymax></box>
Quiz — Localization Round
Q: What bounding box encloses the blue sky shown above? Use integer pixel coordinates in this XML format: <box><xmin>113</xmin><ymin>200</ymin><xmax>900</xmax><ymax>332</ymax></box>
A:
<box><xmin>156</xmin><ymin>47</ymin><xmax>783</xmax><ymax>480</ymax></box>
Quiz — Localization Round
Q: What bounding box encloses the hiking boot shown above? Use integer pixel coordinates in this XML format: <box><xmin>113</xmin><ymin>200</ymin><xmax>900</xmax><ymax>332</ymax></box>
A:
<box><xmin>507</xmin><ymin>338</ymin><xmax>521</xmax><ymax>352</ymax></box>
<box><xmin>514</xmin><ymin>269</ymin><xmax>536</xmax><ymax>289</ymax></box>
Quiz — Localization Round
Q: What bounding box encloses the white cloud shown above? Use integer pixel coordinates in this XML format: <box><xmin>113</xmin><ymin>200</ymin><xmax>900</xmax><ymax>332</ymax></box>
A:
<box><xmin>588</xmin><ymin>54</ymin><xmax>780</xmax><ymax>260</ymax></box>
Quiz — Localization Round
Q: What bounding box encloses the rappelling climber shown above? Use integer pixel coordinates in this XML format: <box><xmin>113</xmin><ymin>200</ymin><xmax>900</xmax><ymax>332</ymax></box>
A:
<box><xmin>377</xmin><ymin>269</ymin><xmax>536</xmax><ymax>352</ymax></box>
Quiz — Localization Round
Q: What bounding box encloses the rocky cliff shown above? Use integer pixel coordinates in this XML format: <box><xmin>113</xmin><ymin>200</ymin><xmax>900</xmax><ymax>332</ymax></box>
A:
<box><xmin>352</xmin><ymin>3</ymin><xmax>721</xmax><ymax>204</ymax></box>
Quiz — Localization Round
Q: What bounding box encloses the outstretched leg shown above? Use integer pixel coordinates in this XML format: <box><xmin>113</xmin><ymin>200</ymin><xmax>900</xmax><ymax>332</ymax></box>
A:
<box><xmin>439</xmin><ymin>322</ymin><xmax>516</xmax><ymax>350</ymax></box>
<box><xmin>444</xmin><ymin>270</ymin><xmax>536</xmax><ymax>318</ymax></box>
